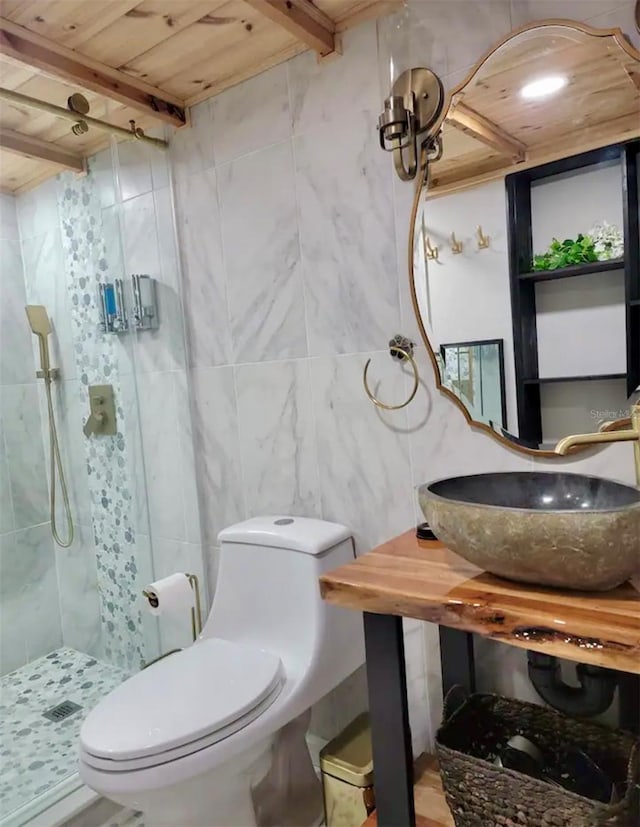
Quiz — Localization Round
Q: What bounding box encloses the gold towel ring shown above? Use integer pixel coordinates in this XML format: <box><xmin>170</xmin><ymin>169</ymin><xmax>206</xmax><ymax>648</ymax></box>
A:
<box><xmin>363</xmin><ymin>346</ymin><xmax>420</xmax><ymax>410</ymax></box>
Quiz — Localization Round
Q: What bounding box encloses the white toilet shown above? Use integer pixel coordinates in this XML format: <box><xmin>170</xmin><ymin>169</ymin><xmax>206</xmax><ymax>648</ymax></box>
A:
<box><xmin>79</xmin><ymin>517</ymin><xmax>364</xmax><ymax>826</ymax></box>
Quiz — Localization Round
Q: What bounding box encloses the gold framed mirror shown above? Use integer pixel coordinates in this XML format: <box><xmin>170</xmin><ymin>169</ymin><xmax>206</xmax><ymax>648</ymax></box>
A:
<box><xmin>410</xmin><ymin>19</ymin><xmax>640</xmax><ymax>458</ymax></box>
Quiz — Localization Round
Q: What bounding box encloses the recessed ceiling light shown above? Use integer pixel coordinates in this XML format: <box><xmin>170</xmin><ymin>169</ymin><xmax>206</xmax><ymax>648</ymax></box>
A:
<box><xmin>520</xmin><ymin>75</ymin><xmax>568</xmax><ymax>100</ymax></box>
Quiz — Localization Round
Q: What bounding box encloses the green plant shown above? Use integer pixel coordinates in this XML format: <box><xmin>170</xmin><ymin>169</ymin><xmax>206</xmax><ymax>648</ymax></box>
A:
<box><xmin>532</xmin><ymin>234</ymin><xmax>599</xmax><ymax>271</ymax></box>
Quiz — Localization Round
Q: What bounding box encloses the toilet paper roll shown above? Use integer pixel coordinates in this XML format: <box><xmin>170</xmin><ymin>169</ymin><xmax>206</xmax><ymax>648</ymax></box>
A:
<box><xmin>144</xmin><ymin>573</ymin><xmax>194</xmax><ymax>618</ymax></box>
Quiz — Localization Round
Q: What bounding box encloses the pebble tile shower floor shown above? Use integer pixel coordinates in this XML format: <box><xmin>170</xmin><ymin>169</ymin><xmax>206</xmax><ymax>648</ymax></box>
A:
<box><xmin>0</xmin><ymin>647</ymin><xmax>128</xmax><ymax>820</ymax></box>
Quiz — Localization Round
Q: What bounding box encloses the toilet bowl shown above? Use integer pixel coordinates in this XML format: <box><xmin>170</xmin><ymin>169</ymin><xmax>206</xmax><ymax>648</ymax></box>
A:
<box><xmin>79</xmin><ymin>517</ymin><xmax>364</xmax><ymax>826</ymax></box>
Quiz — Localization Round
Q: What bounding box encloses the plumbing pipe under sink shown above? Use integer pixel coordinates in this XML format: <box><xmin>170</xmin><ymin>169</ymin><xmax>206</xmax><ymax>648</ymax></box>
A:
<box><xmin>527</xmin><ymin>652</ymin><xmax>618</xmax><ymax>718</ymax></box>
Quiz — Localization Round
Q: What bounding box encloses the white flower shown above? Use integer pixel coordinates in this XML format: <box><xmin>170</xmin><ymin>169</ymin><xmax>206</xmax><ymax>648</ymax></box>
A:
<box><xmin>589</xmin><ymin>221</ymin><xmax>623</xmax><ymax>260</ymax></box>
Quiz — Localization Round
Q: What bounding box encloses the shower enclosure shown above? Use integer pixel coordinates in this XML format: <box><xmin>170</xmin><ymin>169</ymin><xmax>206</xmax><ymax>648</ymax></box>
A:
<box><xmin>0</xmin><ymin>136</ymin><xmax>203</xmax><ymax>826</ymax></box>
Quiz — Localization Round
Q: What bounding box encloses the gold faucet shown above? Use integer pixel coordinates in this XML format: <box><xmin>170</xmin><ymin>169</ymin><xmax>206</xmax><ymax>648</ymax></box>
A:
<box><xmin>555</xmin><ymin>401</ymin><xmax>640</xmax><ymax>486</ymax></box>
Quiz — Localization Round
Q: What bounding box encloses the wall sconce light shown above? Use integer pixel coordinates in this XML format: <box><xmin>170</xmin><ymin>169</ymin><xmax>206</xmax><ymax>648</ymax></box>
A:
<box><xmin>377</xmin><ymin>5</ymin><xmax>444</xmax><ymax>181</ymax></box>
<box><xmin>378</xmin><ymin>68</ymin><xmax>444</xmax><ymax>181</ymax></box>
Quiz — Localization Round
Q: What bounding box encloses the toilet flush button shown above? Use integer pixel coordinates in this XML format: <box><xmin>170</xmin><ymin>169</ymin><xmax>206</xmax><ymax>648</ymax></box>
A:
<box><xmin>274</xmin><ymin>518</ymin><xmax>294</xmax><ymax>525</ymax></box>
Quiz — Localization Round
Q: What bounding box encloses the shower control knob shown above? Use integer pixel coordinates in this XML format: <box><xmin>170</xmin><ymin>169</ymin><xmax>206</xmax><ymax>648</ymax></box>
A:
<box><xmin>83</xmin><ymin>411</ymin><xmax>106</xmax><ymax>438</ymax></box>
<box><xmin>84</xmin><ymin>384</ymin><xmax>117</xmax><ymax>438</ymax></box>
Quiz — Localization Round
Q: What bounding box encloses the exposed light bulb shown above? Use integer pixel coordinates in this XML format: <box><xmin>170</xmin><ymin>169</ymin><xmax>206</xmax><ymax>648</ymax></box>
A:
<box><xmin>520</xmin><ymin>75</ymin><xmax>567</xmax><ymax>100</ymax></box>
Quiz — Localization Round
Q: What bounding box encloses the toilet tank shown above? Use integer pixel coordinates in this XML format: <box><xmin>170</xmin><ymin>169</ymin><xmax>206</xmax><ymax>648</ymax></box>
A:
<box><xmin>204</xmin><ymin>517</ymin><xmax>364</xmax><ymax>698</ymax></box>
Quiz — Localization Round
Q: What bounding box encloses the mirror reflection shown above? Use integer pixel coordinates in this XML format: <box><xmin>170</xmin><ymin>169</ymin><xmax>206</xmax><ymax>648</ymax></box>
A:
<box><xmin>412</xmin><ymin>22</ymin><xmax>640</xmax><ymax>452</ymax></box>
<box><xmin>439</xmin><ymin>340</ymin><xmax>507</xmax><ymax>430</ymax></box>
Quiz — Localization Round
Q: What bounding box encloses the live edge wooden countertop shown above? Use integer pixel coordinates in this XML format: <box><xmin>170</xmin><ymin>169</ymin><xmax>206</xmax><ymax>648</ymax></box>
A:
<box><xmin>319</xmin><ymin>531</ymin><xmax>640</xmax><ymax>674</ymax></box>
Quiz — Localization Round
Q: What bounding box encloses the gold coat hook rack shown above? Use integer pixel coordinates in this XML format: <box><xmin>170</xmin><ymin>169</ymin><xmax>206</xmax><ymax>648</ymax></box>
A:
<box><xmin>363</xmin><ymin>336</ymin><xmax>419</xmax><ymax>411</ymax></box>
<box><xmin>476</xmin><ymin>225</ymin><xmax>490</xmax><ymax>249</ymax></box>
<box><xmin>450</xmin><ymin>232</ymin><xmax>463</xmax><ymax>254</ymax></box>
<box><xmin>424</xmin><ymin>236</ymin><xmax>439</xmax><ymax>260</ymax></box>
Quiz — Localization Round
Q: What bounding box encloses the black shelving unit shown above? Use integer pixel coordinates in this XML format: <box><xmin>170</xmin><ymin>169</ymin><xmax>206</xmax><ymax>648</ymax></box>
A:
<box><xmin>518</xmin><ymin>258</ymin><xmax>624</xmax><ymax>283</ymax></box>
<box><xmin>523</xmin><ymin>374</ymin><xmax>627</xmax><ymax>385</ymax></box>
<box><xmin>506</xmin><ymin>140</ymin><xmax>640</xmax><ymax>447</ymax></box>
<box><xmin>622</xmin><ymin>142</ymin><xmax>640</xmax><ymax>396</ymax></box>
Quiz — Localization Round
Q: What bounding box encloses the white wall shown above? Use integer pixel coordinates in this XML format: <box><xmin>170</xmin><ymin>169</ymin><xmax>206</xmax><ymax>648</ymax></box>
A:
<box><xmin>531</xmin><ymin>160</ymin><xmax>624</xmax><ymax>252</ymax></box>
<box><xmin>167</xmin><ymin>0</ymin><xmax>640</xmax><ymax>752</ymax></box>
<box><xmin>540</xmin><ymin>378</ymin><xmax>630</xmax><ymax>440</ymax></box>
<box><xmin>536</xmin><ymin>272</ymin><xmax>626</xmax><ymax>378</ymax></box>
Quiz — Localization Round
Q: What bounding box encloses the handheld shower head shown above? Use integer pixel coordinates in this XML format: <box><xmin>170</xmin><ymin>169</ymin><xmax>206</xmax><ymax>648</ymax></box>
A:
<box><xmin>25</xmin><ymin>304</ymin><xmax>53</xmax><ymax>378</ymax></box>
<box><xmin>24</xmin><ymin>305</ymin><xmax>74</xmax><ymax>547</ymax></box>
<box><xmin>25</xmin><ymin>304</ymin><xmax>52</xmax><ymax>337</ymax></box>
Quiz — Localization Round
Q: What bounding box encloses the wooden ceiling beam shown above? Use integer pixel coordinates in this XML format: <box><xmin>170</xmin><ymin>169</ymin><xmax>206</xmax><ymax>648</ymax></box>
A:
<box><xmin>0</xmin><ymin>17</ymin><xmax>187</xmax><ymax>128</ymax></box>
<box><xmin>0</xmin><ymin>126</ymin><xmax>85</xmax><ymax>172</ymax></box>
<box><xmin>625</xmin><ymin>66</ymin><xmax>640</xmax><ymax>91</ymax></box>
<box><xmin>446</xmin><ymin>101</ymin><xmax>527</xmax><ymax>162</ymax></box>
<box><xmin>244</xmin><ymin>0</ymin><xmax>337</xmax><ymax>56</ymax></box>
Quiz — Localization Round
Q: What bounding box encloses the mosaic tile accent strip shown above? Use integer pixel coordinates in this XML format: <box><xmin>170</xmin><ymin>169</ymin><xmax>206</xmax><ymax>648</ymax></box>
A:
<box><xmin>0</xmin><ymin>647</ymin><xmax>127</xmax><ymax>820</ymax></box>
<box><xmin>56</xmin><ymin>170</ymin><xmax>147</xmax><ymax>672</ymax></box>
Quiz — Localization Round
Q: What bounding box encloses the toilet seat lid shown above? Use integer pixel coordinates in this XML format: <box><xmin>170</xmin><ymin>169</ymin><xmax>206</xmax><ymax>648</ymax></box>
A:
<box><xmin>80</xmin><ymin>638</ymin><xmax>284</xmax><ymax>761</ymax></box>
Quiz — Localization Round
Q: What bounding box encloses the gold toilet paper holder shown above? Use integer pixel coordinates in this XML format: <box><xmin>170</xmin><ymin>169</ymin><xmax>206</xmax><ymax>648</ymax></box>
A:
<box><xmin>143</xmin><ymin>572</ymin><xmax>203</xmax><ymax>643</ymax></box>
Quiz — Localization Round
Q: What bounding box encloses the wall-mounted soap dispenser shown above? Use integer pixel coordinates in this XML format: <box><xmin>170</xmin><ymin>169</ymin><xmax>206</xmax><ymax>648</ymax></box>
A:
<box><xmin>132</xmin><ymin>274</ymin><xmax>158</xmax><ymax>331</ymax></box>
<box><xmin>98</xmin><ymin>275</ymin><xmax>159</xmax><ymax>334</ymax></box>
<box><xmin>99</xmin><ymin>280</ymin><xmax>128</xmax><ymax>333</ymax></box>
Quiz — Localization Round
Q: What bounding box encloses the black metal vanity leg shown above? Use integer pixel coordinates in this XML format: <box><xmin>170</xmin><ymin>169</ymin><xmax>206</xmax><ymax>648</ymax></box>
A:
<box><xmin>617</xmin><ymin>672</ymin><xmax>640</xmax><ymax>734</ymax></box>
<box><xmin>439</xmin><ymin>626</ymin><xmax>476</xmax><ymax>697</ymax></box>
<box><xmin>363</xmin><ymin>612</ymin><xmax>415</xmax><ymax>827</ymax></box>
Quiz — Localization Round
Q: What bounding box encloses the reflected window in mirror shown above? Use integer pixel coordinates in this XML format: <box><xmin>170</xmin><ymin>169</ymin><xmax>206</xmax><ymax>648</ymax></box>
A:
<box><xmin>440</xmin><ymin>340</ymin><xmax>507</xmax><ymax>430</ymax></box>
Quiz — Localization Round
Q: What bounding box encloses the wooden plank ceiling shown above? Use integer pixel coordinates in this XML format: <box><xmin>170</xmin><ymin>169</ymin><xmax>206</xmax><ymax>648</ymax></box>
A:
<box><xmin>429</xmin><ymin>23</ymin><xmax>640</xmax><ymax>197</ymax></box>
<box><xmin>0</xmin><ymin>0</ymin><xmax>399</xmax><ymax>193</ymax></box>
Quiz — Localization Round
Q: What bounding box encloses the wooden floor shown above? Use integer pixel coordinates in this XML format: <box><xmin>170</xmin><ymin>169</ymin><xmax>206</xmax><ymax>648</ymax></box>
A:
<box><xmin>362</xmin><ymin>755</ymin><xmax>455</xmax><ymax>827</ymax></box>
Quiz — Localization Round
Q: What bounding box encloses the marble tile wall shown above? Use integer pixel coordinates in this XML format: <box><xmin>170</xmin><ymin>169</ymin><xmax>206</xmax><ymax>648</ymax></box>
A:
<box><xmin>169</xmin><ymin>0</ymin><xmax>639</xmax><ymax>753</ymax></box>
<box><xmin>0</xmin><ymin>193</ymin><xmax>62</xmax><ymax>675</ymax></box>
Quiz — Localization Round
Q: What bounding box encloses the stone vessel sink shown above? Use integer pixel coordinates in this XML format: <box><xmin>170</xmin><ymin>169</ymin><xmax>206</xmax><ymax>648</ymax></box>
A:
<box><xmin>418</xmin><ymin>472</ymin><xmax>640</xmax><ymax>591</ymax></box>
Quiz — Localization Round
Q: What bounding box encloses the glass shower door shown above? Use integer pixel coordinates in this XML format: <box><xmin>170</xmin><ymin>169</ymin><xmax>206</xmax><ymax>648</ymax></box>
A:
<box><xmin>1</xmin><ymin>150</ymin><xmax>157</xmax><ymax>823</ymax></box>
<box><xmin>110</xmin><ymin>134</ymin><xmax>205</xmax><ymax>657</ymax></box>
<box><xmin>0</xmin><ymin>132</ymin><xmax>203</xmax><ymax>825</ymax></box>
